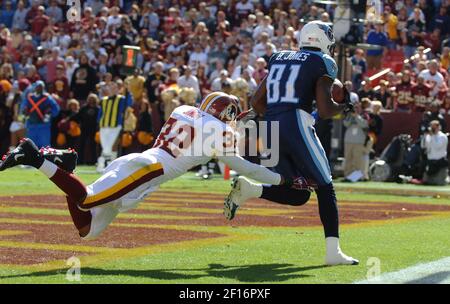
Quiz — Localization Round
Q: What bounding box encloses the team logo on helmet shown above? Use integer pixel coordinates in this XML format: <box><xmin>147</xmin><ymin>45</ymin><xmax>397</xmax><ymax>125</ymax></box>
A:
<box><xmin>317</xmin><ymin>23</ymin><xmax>334</xmax><ymax>42</ymax></box>
<box><xmin>219</xmin><ymin>103</ymin><xmax>238</xmax><ymax>121</ymax></box>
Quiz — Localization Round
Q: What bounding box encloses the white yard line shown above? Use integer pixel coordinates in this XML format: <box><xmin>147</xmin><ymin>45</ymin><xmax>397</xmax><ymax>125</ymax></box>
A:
<box><xmin>355</xmin><ymin>257</ymin><xmax>450</xmax><ymax>284</ymax></box>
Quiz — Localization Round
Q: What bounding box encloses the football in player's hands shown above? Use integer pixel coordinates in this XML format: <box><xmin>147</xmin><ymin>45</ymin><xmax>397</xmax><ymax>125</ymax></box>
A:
<box><xmin>331</xmin><ymin>79</ymin><xmax>345</xmax><ymax>103</ymax></box>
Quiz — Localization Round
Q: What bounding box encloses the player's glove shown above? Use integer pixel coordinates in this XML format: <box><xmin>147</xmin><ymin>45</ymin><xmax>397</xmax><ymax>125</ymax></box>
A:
<box><xmin>236</xmin><ymin>108</ymin><xmax>259</xmax><ymax>123</ymax></box>
<box><xmin>342</xmin><ymin>87</ymin><xmax>355</xmax><ymax>115</ymax></box>
<box><xmin>283</xmin><ymin>176</ymin><xmax>317</xmax><ymax>192</ymax></box>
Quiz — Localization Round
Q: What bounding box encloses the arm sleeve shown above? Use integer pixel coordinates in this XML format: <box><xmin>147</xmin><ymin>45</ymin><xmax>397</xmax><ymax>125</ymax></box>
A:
<box><xmin>217</xmin><ymin>154</ymin><xmax>281</xmax><ymax>185</ymax></box>
<box><xmin>321</xmin><ymin>54</ymin><xmax>338</xmax><ymax>80</ymax></box>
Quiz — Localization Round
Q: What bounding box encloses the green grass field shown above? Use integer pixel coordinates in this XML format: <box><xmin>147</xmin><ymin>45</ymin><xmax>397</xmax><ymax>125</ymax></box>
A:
<box><xmin>0</xmin><ymin>167</ymin><xmax>449</xmax><ymax>284</ymax></box>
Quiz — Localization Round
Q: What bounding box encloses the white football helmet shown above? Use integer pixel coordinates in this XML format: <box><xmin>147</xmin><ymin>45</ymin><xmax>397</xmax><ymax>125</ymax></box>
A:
<box><xmin>299</xmin><ymin>20</ymin><xmax>336</xmax><ymax>56</ymax></box>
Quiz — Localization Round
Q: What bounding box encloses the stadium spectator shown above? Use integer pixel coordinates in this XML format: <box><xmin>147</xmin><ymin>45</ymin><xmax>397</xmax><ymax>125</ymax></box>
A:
<box><xmin>360</xmin><ymin>98</ymin><xmax>373</xmax><ymax>181</ymax></box>
<box><xmin>46</xmin><ymin>0</ymin><xmax>63</xmax><ymax>24</ymax></box>
<box><xmin>12</xmin><ymin>1</ymin><xmax>29</xmax><ymax>31</ymax></box>
<box><xmin>373</xmin><ymin>80</ymin><xmax>392</xmax><ymax>109</ymax></box>
<box><xmin>402</xmin><ymin>8</ymin><xmax>426</xmax><ymax>59</ymax></box>
<box><xmin>350</xmin><ymin>48</ymin><xmax>367</xmax><ymax>90</ymax></box>
<box><xmin>211</xmin><ymin>70</ymin><xmax>232</xmax><ymax>92</ymax></box>
<box><xmin>231</xmin><ymin>54</ymin><xmax>255</xmax><ymax>80</ymax></box>
<box><xmin>366</xmin><ymin>20</ymin><xmax>388</xmax><ymax>70</ymax></box>
<box><xmin>48</xmin><ymin>64</ymin><xmax>70</xmax><ymax>104</ymax></box>
<box><xmin>136</xmin><ymin>100</ymin><xmax>153</xmax><ymax>149</ymax></box>
<box><xmin>423</xmin><ymin>28</ymin><xmax>441</xmax><ymax>55</ymax></box>
<box><xmin>0</xmin><ymin>1</ymin><xmax>14</xmax><ymax>29</ymax></box>
<box><xmin>7</xmin><ymin>79</ymin><xmax>28</xmax><ymax>153</ymax></box>
<box><xmin>70</xmin><ymin>53</ymin><xmax>99</xmax><ymax>103</ymax></box>
<box><xmin>418</xmin><ymin>60</ymin><xmax>446</xmax><ymax>97</ymax></box>
<box><xmin>383</xmin><ymin>5</ymin><xmax>398</xmax><ymax>48</ymax></box>
<box><xmin>20</xmin><ymin>81</ymin><xmax>60</xmax><ymax>148</ymax></box>
<box><xmin>0</xmin><ymin>101</ymin><xmax>11</xmax><ymax>156</ymax></box>
<box><xmin>125</xmin><ymin>68</ymin><xmax>146</xmax><ymax>104</ymax></box>
<box><xmin>96</xmin><ymin>81</ymin><xmax>132</xmax><ymax>172</ymax></box>
<box><xmin>441</xmin><ymin>93</ymin><xmax>450</xmax><ymax>115</ymax></box>
<box><xmin>394</xmin><ymin>71</ymin><xmax>414</xmax><ymax>112</ymax></box>
<box><xmin>357</xmin><ymin>78</ymin><xmax>375</xmax><ymax>100</ymax></box>
<box><xmin>343</xmin><ymin>102</ymin><xmax>369</xmax><ymax>181</ymax></box>
<box><xmin>177</xmin><ymin>66</ymin><xmax>201</xmax><ymax>100</ymax></box>
<box><xmin>196</xmin><ymin>65</ymin><xmax>211</xmax><ymax>97</ymax></box>
<box><xmin>368</xmin><ymin>100</ymin><xmax>384</xmax><ymax>148</ymax></box>
<box><xmin>433</xmin><ymin>5</ymin><xmax>450</xmax><ymax>37</ymax></box>
<box><xmin>421</xmin><ymin>120</ymin><xmax>449</xmax><ymax>185</ymax></box>
<box><xmin>44</xmin><ymin>47</ymin><xmax>66</xmax><ymax>84</ymax></box>
<box><xmin>411</xmin><ymin>75</ymin><xmax>432</xmax><ymax>111</ymax></box>
<box><xmin>252</xmin><ymin>57</ymin><xmax>268</xmax><ymax>85</ymax></box>
<box><xmin>56</xmin><ymin>98</ymin><xmax>81</xmax><ymax>150</ymax></box>
<box><xmin>253</xmin><ymin>15</ymin><xmax>274</xmax><ymax>40</ymax></box>
<box><xmin>441</xmin><ymin>47</ymin><xmax>450</xmax><ymax>70</ymax></box>
<box><xmin>30</xmin><ymin>6</ymin><xmax>49</xmax><ymax>40</ymax></box>
<box><xmin>235</xmin><ymin>0</ymin><xmax>255</xmax><ymax>20</ymax></box>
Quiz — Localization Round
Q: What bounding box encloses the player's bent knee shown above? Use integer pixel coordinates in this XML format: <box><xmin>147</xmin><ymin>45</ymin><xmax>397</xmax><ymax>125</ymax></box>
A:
<box><xmin>279</xmin><ymin>189</ymin><xmax>311</xmax><ymax>206</ymax></box>
<box><xmin>80</xmin><ymin>206</ymin><xmax>119</xmax><ymax>241</ymax></box>
<box><xmin>286</xmin><ymin>191</ymin><xmax>311</xmax><ymax>206</ymax></box>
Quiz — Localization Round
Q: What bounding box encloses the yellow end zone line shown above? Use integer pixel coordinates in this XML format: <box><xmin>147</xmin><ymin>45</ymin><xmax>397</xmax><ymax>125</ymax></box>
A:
<box><xmin>0</xmin><ymin>206</ymin><xmax>205</xmax><ymax>220</ymax></box>
<box><xmin>136</xmin><ymin>204</ymin><xmax>294</xmax><ymax>216</ymax></box>
<box><xmin>0</xmin><ymin>230</ymin><xmax>30</xmax><ymax>236</ymax></box>
<box><xmin>0</xmin><ymin>204</ymin><xmax>301</xmax><ymax>218</ymax></box>
<box><xmin>0</xmin><ymin>240</ymin><xmax>119</xmax><ymax>254</ymax></box>
<box><xmin>341</xmin><ymin>211</ymin><xmax>450</xmax><ymax>230</ymax></box>
<box><xmin>0</xmin><ymin>217</ymin><xmax>238</xmax><ymax>234</ymax></box>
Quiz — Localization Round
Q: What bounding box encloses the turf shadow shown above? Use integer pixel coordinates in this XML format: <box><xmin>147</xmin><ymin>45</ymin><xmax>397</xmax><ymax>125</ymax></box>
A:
<box><xmin>0</xmin><ymin>263</ymin><xmax>327</xmax><ymax>282</ymax></box>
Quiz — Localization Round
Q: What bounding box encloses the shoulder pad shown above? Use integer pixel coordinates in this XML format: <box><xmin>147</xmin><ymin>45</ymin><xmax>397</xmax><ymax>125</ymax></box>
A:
<box><xmin>321</xmin><ymin>54</ymin><xmax>338</xmax><ymax>80</ymax></box>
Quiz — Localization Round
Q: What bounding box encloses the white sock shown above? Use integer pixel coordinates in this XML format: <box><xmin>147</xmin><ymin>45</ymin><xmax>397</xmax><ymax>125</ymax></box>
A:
<box><xmin>39</xmin><ymin>159</ymin><xmax>58</xmax><ymax>178</ymax></box>
<box><xmin>251</xmin><ymin>183</ymin><xmax>263</xmax><ymax>198</ymax></box>
<box><xmin>326</xmin><ymin>237</ymin><xmax>341</xmax><ymax>254</ymax></box>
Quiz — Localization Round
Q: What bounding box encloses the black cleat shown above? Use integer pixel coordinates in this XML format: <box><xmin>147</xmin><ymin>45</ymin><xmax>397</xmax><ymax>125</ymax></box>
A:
<box><xmin>41</xmin><ymin>147</ymin><xmax>78</xmax><ymax>173</ymax></box>
<box><xmin>0</xmin><ymin>138</ymin><xmax>44</xmax><ymax>171</ymax></box>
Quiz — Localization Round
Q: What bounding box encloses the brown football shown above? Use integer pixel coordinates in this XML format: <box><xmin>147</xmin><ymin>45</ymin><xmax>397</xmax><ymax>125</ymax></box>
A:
<box><xmin>331</xmin><ymin>78</ymin><xmax>345</xmax><ymax>103</ymax></box>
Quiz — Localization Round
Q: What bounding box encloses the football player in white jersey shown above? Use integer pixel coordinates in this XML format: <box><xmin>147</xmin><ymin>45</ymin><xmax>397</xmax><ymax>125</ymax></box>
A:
<box><xmin>0</xmin><ymin>92</ymin><xmax>303</xmax><ymax>240</ymax></box>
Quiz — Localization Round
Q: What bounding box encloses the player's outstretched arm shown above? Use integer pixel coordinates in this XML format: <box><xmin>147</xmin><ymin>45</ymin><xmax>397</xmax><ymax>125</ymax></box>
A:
<box><xmin>249</xmin><ymin>75</ymin><xmax>268</xmax><ymax>116</ymax></box>
<box><xmin>217</xmin><ymin>154</ymin><xmax>284</xmax><ymax>186</ymax></box>
<box><xmin>315</xmin><ymin>76</ymin><xmax>347</xmax><ymax>119</ymax></box>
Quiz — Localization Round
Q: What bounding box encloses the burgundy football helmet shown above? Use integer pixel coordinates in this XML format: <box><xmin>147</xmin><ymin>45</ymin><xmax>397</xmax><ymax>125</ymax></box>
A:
<box><xmin>199</xmin><ymin>92</ymin><xmax>241</xmax><ymax>122</ymax></box>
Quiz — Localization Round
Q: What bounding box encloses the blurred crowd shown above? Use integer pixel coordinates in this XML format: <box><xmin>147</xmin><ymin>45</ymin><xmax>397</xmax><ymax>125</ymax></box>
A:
<box><xmin>0</xmin><ymin>0</ymin><xmax>341</xmax><ymax>163</ymax></box>
<box><xmin>0</xmin><ymin>0</ymin><xmax>448</xmax><ymax>181</ymax></box>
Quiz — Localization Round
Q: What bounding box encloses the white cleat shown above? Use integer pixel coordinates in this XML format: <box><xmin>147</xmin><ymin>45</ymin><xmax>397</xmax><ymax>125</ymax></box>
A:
<box><xmin>326</xmin><ymin>251</ymin><xmax>359</xmax><ymax>266</ymax></box>
<box><xmin>325</xmin><ymin>237</ymin><xmax>359</xmax><ymax>266</ymax></box>
<box><xmin>223</xmin><ymin>176</ymin><xmax>262</xmax><ymax>220</ymax></box>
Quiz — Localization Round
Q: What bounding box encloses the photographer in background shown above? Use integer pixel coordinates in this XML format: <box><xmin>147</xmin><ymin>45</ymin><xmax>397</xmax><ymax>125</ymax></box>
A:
<box><xmin>343</xmin><ymin>102</ymin><xmax>369</xmax><ymax>181</ymax></box>
<box><xmin>421</xmin><ymin>120</ymin><xmax>449</xmax><ymax>185</ymax></box>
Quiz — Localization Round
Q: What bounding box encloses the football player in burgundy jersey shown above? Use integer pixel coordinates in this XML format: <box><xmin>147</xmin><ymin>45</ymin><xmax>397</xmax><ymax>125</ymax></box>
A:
<box><xmin>411</xmin><ymin>75</ymin><xmax>432</xmax><ymax>112</ymax></box>
<box><xmin>394</xmin><ymin>71</ymin><xmax>414</xmax><ymax>112</ymax></box>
